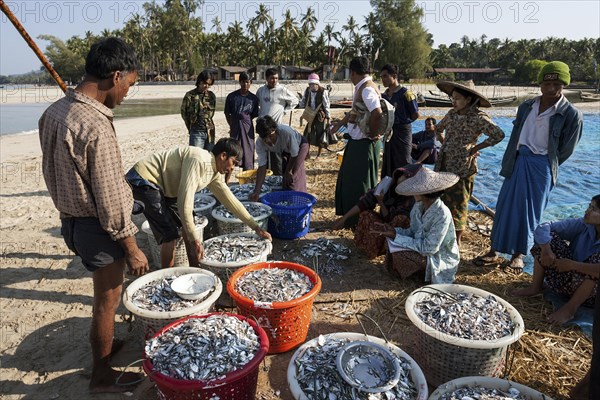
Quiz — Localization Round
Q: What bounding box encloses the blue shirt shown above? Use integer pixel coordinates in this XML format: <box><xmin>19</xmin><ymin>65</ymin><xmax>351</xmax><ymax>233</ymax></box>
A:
<box><xmin>382</xmin><ymin>86</ymin><xmax>419</xmax><ymax>126</ymax></box>
<box><xmin>534</xmin><ymin>218</ymin><xmax>600</xmax><ymax>262</ymax></box>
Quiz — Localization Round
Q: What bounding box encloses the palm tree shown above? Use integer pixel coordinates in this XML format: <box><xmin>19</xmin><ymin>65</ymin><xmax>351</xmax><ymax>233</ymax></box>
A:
<box><xmin>225</xmin><ymin>21</ymin><xmax>246</xmax><ymax>64</ymax></box>
<box><xmin>211</xmin><ymin>16</ymin><xmax>222</xmax><ymax>34</ymax></box>
<box><xmin>251</xmin><ymin>4</ymin><xmax>273</xmax><ymax>64</ymax></box>
<box><xmin>301</xmin><ymin>7</ymin><xmax>317</xmax><ymax>32</ymax></box>
<box><xmin>342</xmin><ymin>16</ymin><xmax>358</xmax><ymax>40</ymax></box>
<box><xmin>279</xmin><ymin>10</ymin><xmax>299</xmax><ymax>65</ymax></box>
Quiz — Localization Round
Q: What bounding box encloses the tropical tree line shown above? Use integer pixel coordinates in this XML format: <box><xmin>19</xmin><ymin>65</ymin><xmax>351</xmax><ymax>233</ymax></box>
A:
<box><xmin>3</xmin><ymin>0</ymin><xmax>598</xmax><ymax>85</ymax></box>
<box><xmin>431</xmin><ymin>35</ymin><xmax>600</xmax><ymax>83</ymax></box>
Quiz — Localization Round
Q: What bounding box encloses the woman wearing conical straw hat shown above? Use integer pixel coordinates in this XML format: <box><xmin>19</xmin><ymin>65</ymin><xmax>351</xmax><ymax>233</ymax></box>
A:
<box><xmin>371</xmin><ymin>167</ymin><xmax>460</xmax><ymax>284</ymax></box>
<box><xmin>432</xmin><ymin>81</ymin><xmax>505</xmax><ymax>246</ymax></box>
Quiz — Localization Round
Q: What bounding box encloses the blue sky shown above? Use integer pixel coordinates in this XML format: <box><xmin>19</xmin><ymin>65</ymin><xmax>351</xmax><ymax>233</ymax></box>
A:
<box><xmin>1</xmin><ymin>0</ymin><xmax>599</xmax><ymax>76</ymax></box>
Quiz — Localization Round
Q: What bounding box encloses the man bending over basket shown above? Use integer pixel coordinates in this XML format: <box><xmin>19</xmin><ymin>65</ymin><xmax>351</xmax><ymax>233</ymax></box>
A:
<box><xmin>249</xmin><ymin>115</ymin><xmax>309</xmax><ymax>201</ymax></box>
<box><xmin>127</xmin><ymin>138</ymin><xmax>271</xmax><ymax>269</ymax></box>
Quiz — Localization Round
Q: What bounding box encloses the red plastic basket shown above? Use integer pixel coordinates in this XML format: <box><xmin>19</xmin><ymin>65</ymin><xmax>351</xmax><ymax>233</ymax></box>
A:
<box><xmin>227</xmin><ymin>261</ymin><xmax>322</xmax><ymax>354</ymax></box>
<box><xmin>142</xmin><ymin>313</ymin><xmax>269</xmax><ymax>400</ymax></box>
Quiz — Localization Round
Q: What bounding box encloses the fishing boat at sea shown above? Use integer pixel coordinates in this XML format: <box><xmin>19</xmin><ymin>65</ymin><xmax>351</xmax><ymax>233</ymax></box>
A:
<box><xmin>579</xmin><ymin>91</ymin><xmax>600</xmax><ymax>102</ymax></box>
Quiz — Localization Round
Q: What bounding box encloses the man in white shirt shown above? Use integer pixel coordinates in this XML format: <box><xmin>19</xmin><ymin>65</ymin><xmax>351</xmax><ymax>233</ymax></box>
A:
<box><xmin>249</xmin><ymin>116</ymin><xmax>309</xmax><ymax>200</ymax></box>
<box><xmin>256</xmin><ymin>68</ymin><xmax>299</xmax><ymax>175</ymax></box>
<box><xmin>480</xmin><ymin>61</ymin><xmax>583</xmax><ymax>271</ymax></box>
<box><xmin>329</xmin><ymin>56</ymin><xmax>383</xmax><ymax>228</ymax></box>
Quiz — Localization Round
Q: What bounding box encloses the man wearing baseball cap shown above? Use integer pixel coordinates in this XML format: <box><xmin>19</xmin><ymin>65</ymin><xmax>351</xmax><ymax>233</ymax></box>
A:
<box><xmin>479</xmin><ymin>61</ymin><xmax>583</xmax><ymax>272</ymax></box>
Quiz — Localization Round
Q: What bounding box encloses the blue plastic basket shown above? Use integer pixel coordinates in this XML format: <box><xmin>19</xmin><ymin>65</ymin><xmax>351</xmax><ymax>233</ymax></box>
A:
<box><xmin>261</xmin><ymin>191</ymin><xmax>317</xmax><ymax>239</ymax></box>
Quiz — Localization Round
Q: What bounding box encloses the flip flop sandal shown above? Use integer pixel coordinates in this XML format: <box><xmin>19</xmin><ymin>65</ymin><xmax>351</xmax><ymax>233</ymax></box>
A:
<box><xmin>472</xmin><ymin>255</ymin><xmax>502</xmax><ymax>266</ymax></box>
<box><xmin>506</xmin><ymin>258</ymin><xmax>524</xmax><ymax>274</ymax></box>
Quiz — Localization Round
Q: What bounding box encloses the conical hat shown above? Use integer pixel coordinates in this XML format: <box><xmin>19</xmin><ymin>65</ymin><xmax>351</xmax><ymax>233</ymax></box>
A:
<box><xmin>395</xmin><ymin>167</ymin><xmax>459</xmax><ymax>196</ymax></box>
<box><xmin>436</xmin><ymin>81</ymin><xmax>491</xmax><ymax>108</ymax></box>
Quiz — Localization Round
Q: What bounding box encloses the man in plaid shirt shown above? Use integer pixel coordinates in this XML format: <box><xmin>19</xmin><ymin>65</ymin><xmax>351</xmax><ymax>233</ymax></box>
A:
<box><xmin>39</xmin><ymin>37</ymin><xmax>149</xmax><ymax>394</ymax></box>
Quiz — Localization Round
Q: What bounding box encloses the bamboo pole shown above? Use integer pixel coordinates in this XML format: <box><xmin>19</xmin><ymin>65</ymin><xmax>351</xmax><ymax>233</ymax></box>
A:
<box><xmin>1</xmin><ymin>0</ymin><xmax>67</xmax><ymax>92</ymax></box>
<box><xmin>470</xmin><ymin>194</ymin><xmax>495</xmax><ymax>218</ymax></box>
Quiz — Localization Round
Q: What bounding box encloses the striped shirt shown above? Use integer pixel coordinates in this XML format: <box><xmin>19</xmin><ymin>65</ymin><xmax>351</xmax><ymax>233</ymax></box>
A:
<box><xmin>38</xmin><ymin>88</ymin><xmax>137</xmax><ymax>241</ymax></box>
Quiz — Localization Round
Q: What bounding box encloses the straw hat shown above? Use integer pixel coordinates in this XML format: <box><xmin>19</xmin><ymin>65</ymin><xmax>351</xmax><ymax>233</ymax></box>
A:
<box><xmin>395</xmin><ymin>167</ymin><xmax>459</xmax><ymax>196</ymax></box>
<box><xmin>436</xmin><ymin>81</ymin><xmax>491</xmax><ymax>108</ymax></box>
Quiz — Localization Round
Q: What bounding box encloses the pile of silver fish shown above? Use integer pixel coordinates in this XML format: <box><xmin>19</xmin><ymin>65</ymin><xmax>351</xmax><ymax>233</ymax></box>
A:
<box><xmin>302</xmin><ymin>238</ymin><xmax>350</xmax><ymax>260</ymax></box>
<box><xmin>145</xmin><ymin>314</ymin><xmax>260</xmax><ymax>381</ymax></box>
<box><xmin>213</xmin><ymin>203</ymin><xmax>270</xmax><ymax>220</ymax></box>
<box><xmin>264</xmin><ymin>175</ymin><xmax>283</xmax><ymax>188</ymax></box>
<box><xmin>132</xmin><ymin>276</ymin><xmax>211</xmax><ymax>311</ymax></box>
<box><xmin>440</xmin><ymin>386</ymin><xmax>526</xmax><ymax>400</ymax></box>
<box><xmin>300</xmin><ymin>237</ymin><xmax>351</xmax><ymax>276</ymax></box>
<box><xmin>230</xmin><ymin>183</ymin><xmax>270</xmax><ymax>201</ymax></box>
<box><xmin>193</xmin><ymin>195</ymin><xmax>214</xmax><ymax>210</ymax></box>
<box><xmin>295</xmin><ymin>335</ymin><xmax>418</xmax><ymax>400</ymax></box>
<box><xmin>414</xmin><ymin>292</ymin><xmax>515</xmax><ymax>340</ymax></box>
<box><xmin>235</xmin><ymin>268</ymin><xmax>313</xmax><ymax>302</ymax></box>
<box><xmin>203</xmin><ymin>235</ymin><xmax>269</xmax><ymax>264</ymax></box>
<box><xmin>196</xmin><ymin>188</ymin><xmax>211</xmax><ymax>196</ymax></box>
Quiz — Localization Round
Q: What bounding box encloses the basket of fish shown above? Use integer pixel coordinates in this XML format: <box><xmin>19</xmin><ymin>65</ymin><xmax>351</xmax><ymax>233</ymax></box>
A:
<box><xmin>143</xmin><ymin>313</ymin><xmax>269</xmax><ymax>400</ymax></box>
<box><xmin>142</xmin><ymin>216</ymin><xmax>208</xmax><ymax>269</ymax></box>
<box><xmin>405</xmin><ymin>284</ymin><xmax>525</xmax><ymax>387</ymax></box>
<box><xmin>229</xmin><ymin>183</ymin><xmax>271</xmax><ymax>201</ymax></box>
<box><xmin>429</xmin><ymin>376</ymin><xmax>554</xmax><ymax>400</ymax></box>
<box><xmin>123</xmin><ymin>267</ymin><xmax>222</xmax><ymax>339</ymax></box>
<box><xmin>200</xmin><ymin>233</ymin><xmax>273</xmax><ymax>306</ymax></box>
<box><xmin>287</xmin><ymin>332</ymin><xmax>428</xmax><ymax>400</ymax></box>
<box><xmin>264</xmin><ymin>175</ymin><xmax>284</xmax><ymax>191</ymax></box>
<box><xmin>193</xmin><ymin>193</ymin><xmax>217</xmax><ymax>219</ymax></box>
<box><xmin>227</xmin><ymin>261</ymin><xmax>322</xmax><ymax>354</ymax></box>
<box><xmin>211</xmin><ymin>202</ymin><xmax>272</xmax><ymax>235</ymax></box>
<box><xmin>260</xmin><ymin>191</ymin><xmax>317</xmax><ymax>240</ymax></box>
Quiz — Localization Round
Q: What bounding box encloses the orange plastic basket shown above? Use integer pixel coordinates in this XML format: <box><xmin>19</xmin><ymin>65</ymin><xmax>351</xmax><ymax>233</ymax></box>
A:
<box><xmin>227</xmin><ymin>261</ymin><xmax>321</xmax><ymax>354</ymax></box>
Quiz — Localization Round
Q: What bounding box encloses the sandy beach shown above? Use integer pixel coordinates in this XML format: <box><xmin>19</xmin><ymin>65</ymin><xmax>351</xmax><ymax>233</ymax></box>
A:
<box><xmin>0</xmin><ymin>84</ymin><xmax>596</xmax><ymax>399</ymax></box>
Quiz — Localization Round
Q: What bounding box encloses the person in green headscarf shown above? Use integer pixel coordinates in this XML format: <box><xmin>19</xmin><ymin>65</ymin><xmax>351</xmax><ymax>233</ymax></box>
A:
<box><xmin>477</xmin><ymin>61</ymin><xmax>584</xmax><ymax>272</ymax></box>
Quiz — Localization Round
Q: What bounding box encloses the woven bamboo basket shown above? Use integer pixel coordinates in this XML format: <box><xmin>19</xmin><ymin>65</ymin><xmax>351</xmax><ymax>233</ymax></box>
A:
<box><xmin>123</xmin><ymin>267</ymin><xmax>222</xmax><ymax>339</ymax></box>
<box><xmin>141</xmin><ymin>217</ymin><xmax>207</xmax><ymax>269</ymax></box>
<box><xmin>287</xmin><ymin>332</ymin><xmax>429</xmax><ymax>400</ymax></box>
<box><xmin>200</xmin><ymin>233</ymin><xmax>272</xmax><ymax>307</ymax></box>
<box><xmin>405</xmin><ymin>284</ymin><xmax>525</xmax><ymax>387</ymax></box>
<box><xmin>428</xmin><ymin>376</ymin><xmax>554</xmax><ymax>400</ymax></box>
<box><xmin>193</xmin><ymin>193</ymin><xmax>217</xmax><ymax>219</ymax></box>
<box><xmin>211</xmin><ymin>202</ymin><xmax>271</xmax><ymax>236</ymax></box>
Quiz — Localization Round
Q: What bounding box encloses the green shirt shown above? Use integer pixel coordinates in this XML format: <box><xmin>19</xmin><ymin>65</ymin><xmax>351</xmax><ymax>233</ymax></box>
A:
<box><xmin>181</xmin><ymin>89</ymin><xmax>216</xmax><ymax>131</ymax></box>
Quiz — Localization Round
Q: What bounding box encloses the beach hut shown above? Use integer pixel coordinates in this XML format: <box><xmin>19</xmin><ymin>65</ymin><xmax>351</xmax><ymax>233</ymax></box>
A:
<box><xmin>433</xmin><ymin>68</ymin><xmax>511</xmax><ymax>85</ymax></box>
<box><xmin>217</xmin><ymin>66</ymin><xmax>249</xmax><ymax>81</ymax></box>
<box><xmin>248</xmin><ymin>65</ymin><xmax>280</xmax><ymax>81</ymax></box>
<box><xmin>280</xmin><ymin>66</ymin><xmax>315</xmax><ymax>80</ymax></box>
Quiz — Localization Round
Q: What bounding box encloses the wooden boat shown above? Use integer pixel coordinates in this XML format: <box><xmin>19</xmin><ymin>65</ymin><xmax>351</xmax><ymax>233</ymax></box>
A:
<box><xmin>330</xmin><ymin>100</ymin><xmax>353</xmax><ymax>108</ymax></box>
<box><xmin>423</xmin><ymin>93</ymin><xmax>517</xmax><ymax>107</ymax></box>
<box><xmin>580</xmin><ymin>91</ymin><xmax>600</xmax><ymax>102</ymax></box>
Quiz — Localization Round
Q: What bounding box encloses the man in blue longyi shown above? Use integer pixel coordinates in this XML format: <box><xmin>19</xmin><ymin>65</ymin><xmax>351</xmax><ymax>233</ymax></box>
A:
<box><xmin>479</xmin><ymin>61</ymin><xmax>583</xmax><ymax>271</ymax></box>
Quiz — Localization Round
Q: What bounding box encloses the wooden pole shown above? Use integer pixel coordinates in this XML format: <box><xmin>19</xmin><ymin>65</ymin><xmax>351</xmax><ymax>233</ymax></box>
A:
<box><xmin>470</xmin><ymin>194</ymin><xmax>495</xmax><ymax>218</ymax></box>
<box><xmin>1</xmin><ymin>0</ymin><xmax>67</xmax><ymax>93</ymax></box>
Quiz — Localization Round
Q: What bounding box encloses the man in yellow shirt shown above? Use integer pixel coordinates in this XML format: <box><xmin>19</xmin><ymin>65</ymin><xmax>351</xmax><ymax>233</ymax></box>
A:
<box><xmin>127</xmin><ymin>138</ymin><xmax>272</xmax><ymax>268</ymax></box>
